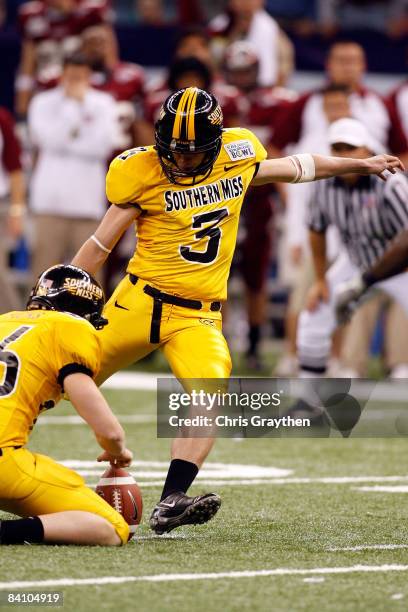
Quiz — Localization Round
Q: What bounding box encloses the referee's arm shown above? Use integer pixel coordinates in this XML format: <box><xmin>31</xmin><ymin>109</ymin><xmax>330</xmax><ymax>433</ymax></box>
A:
<box><xmin>335</xmin><ymin>230</ymin><xmax>408</xmax><ymax>325</ymax></box>
<box><xmin>362</xmin><ymin>230</ymin><xmax>408</xmax><ymax>287</ymax></box>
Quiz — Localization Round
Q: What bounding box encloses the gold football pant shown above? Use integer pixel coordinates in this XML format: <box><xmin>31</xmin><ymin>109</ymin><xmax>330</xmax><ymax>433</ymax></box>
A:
<box><xmin>0</xmin><ymin>448</ymin><xmax>129</xmax><ymax>544</ymax></box>
<box><xmin>97</xmin><ymin>275</ymin><xmax>232</xmax><ymax>387</ymax></box>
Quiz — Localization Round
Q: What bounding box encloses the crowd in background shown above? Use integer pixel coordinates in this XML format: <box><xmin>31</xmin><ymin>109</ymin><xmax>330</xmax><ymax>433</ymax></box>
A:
<box><xmin>1</xmin><ymin>0</ymin><xmax>408</xmax><ymax>377</ymax></box>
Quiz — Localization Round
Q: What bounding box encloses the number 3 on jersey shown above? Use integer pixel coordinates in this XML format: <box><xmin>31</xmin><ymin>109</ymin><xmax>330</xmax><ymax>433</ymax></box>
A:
<box><xmin>180</xmin><ymin>208</ymin><xmax>229</xmax><ymax>264</ymax></box>
<box><xmin>0</xmin><ymin>326</ymin><xmax>32</xmax><ymax>397</ymax></box>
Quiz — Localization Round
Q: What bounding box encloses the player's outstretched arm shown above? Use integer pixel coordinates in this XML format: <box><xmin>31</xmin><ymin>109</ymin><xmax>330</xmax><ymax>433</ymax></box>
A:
<box><xmin>71</xmin><ymin>204</ymin><xmax>140</xmax><ymax>276</ymax></box>
<box><xmin>64</xmin><ymin>373</ymin><xmax>133</xmax><ymax>467</ymax></box>
<box><xmin>252</xmin><ymin>153</ymin><xmax>405</xmax><ymax>186</ymax></box>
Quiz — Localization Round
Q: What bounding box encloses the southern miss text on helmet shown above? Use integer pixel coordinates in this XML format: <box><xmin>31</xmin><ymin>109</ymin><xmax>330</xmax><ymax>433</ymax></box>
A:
<box><xmin>27</xmin><ymin>264</ymin><xmax>108</xmax><ymax>330</ymax></box>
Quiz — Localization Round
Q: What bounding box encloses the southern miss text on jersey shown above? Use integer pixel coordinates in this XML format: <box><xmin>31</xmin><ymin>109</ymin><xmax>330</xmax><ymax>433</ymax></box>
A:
<box><xmin>106</xmin><ymin>127</ymin><xmax>267</xmax><ymax>301</ymax></box>
<box><xmin>0</xmin><ymin>310</ymin><xmax>100</xmax><ymax>448</ymax></box>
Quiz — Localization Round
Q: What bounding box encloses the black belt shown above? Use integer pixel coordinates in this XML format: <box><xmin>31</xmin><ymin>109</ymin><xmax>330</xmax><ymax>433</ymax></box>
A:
<box><xmin>129</xmin><ymin>274</ymin><xmax>221</xmax><ymax>343</ymax></box>
<box><xmin>0</xmin><ymin>446</ymin><xmax>22</xmax><ymax>456</ymax></box>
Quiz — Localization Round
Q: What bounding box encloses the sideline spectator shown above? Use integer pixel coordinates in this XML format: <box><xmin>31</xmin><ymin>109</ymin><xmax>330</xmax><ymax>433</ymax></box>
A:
<box><xmin>209</xmin><ymin>0</ymin><xmax>294</xmax><ymax>87</ymax></box>
<box><xmin>28</xmin><ymin>54</ymin><xmax>117</xmax><ymax>281</ymax></box>
<box><xmin>140</xmin><ymin>29</ymin><xmax>242</xmax><ymax>144</ymax></box>
<box><xmin>388</xmin><ymin>71</ymin><xmax>408</xmax><ymax>144</ymax></box>
<box><xmin>272</xmin><ymin>41</ymin><xmax>408</xmax><ymax>161</ymax></box>
<box><xmin>80</xmin><ymin>26</ymin><xmax>146</xmax><ymax>151</ymax></box>
<box><xmin>224</xmin><ymin>40</ymin><xmax>297</xmax><ymax>369</ymax></box>
<box><xmin>16</xmin><ymin>0</ymin><xmax>111</xmax><ymax>118</ymax></box>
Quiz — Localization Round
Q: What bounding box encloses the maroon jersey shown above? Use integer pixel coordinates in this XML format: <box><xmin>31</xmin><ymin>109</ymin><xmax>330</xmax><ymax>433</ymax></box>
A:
<box><xmin>271</xmin><ymin>87</ymin><xmax>408</xmax><ymax>155</ymax></box>
<box><xmin>237</xmin><ymin>85</ymin><xmax>298</xmax><ymax>145</ymax></box>
<box><xmin>387</xmin><ymin>81</ymin><xmax>408</xmax><ymax>143</ymax></box>
<box><xmin>0</xmin><ymin>108</ymin><xmax>22</xmax><ymax>197</ymax></box>
<box><xmin>234</xmin><ymin>87</ymin><xmax>297</xmax><ymax>289</ymax></box>
<box><xmin>90</xmin><ymin>62</ymin><xmax>145</xmax><ymax>102</ymax></box>
<box><xmin>18</xmin><ymin>0</ymin><xmax>110</xmax><ymax>42</ymax></box>
<box><xmin>19</xmin><ymin>0</ymin><xmax>112</xmax><ymax>87</ymax></box>
<box><xmin>92</xmin><ymin>62</ymin><xmax>145</xmax><ymax>151</ymax></box>
<box><xmin>0</xmin><ymin>109</ymin><xmax>22</xmax><ymax>173</ymax></box>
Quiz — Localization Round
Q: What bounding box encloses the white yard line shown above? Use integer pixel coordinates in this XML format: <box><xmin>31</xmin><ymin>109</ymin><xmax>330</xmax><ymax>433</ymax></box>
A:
<box><xmin>355</xmin><ymin>486</ymin><xmax>408</xmax><ymax>493</ymax></box>
<box><xmin>329</xmin><ymin>545</ymin><xmax>408</xmax><ymax>552</ymax></box>
<box><xmin>53</xmin><ymin>458</ymin><xmax>408</xmax><ymax>488</ymax></box>
<box><xmin>84</xmin><ymin>476</ymin><xmax>408</xmax><ymax>488</ymax></box>
<box><xmin>102</xmin><ymin>372</ymin><xmax>171</xmax><ymax>390</ymax></box>
<box><xmin>37</xmin><ymin>415</ymin><xmax>155</xmax><ymax>425</ymax></box>
<box><xmin>1</xmin><ymin>565</ymin><xmax>408</xmax><ymax>590</ymax></box>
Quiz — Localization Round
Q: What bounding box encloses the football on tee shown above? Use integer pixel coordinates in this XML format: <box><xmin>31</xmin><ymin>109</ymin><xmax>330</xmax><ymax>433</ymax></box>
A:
<box><xmin>96</xmin><ymin>466</ymin><xmax>143</xmax><ymax>540</ymax></box>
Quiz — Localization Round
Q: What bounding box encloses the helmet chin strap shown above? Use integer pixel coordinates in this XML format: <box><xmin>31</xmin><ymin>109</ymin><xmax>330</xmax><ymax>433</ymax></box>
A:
<box><xmin>162</xmin><ymin>162</ymin><xmax>214</xmax><ymax>186</ymax></box>
<box><xmin>86</xmin><ymin>312</ymin><xmax>108</xmax><ymax>330</ymax></box>
<box><xmin>158</xmin><ymin>140</ymin><xmax>221</xmax><ymax>186</ymax></box>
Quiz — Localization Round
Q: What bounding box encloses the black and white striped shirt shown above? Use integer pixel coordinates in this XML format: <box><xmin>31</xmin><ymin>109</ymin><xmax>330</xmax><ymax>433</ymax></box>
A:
<box><xmin>308</xmin><ymin>173</ymin><xmax>408</xmax><ymax>270</ymax></box>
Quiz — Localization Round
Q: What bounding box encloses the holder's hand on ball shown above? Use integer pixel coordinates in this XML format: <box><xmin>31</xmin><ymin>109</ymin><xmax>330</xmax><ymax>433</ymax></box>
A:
<box><xmin>97</xmin><ymin>448</ymin><xmax>133</xmax><ymax>468</ymax></box>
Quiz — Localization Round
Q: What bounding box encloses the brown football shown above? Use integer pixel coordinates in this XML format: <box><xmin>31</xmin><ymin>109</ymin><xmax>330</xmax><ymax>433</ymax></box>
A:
<box><xmin>95</xmin><ymin>466</ymin><xmax>143</xmax><ymax>540</ymax></box>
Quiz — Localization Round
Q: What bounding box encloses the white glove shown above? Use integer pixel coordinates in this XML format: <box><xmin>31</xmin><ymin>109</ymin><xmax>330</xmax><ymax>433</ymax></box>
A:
<box><xmin>334</xmin><ymin>274</ymin><xmax>367</xmax><ymax>325</ymax></box>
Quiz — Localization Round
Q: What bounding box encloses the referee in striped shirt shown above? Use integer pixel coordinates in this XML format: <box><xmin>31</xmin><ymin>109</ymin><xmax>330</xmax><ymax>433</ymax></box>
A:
<box><xmin>297</xmin><ymin>118</ymin><xmax>408</xmax><ymax>378</ymax></box>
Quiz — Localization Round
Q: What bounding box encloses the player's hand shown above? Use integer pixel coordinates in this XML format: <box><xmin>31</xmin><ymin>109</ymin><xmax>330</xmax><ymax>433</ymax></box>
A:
<box><xmin>363</xmin><ymin>155</ymin><xmax>405</xmax><ymax>180</ymax></box>
<box><xmin>334</xmin><ymin>274</ymin><xmax>367</xmax><ymax>325</ymax></box>
<box><xmin>97</xmin><ymin>448</ymin><xmax>133</xmax><ymax>468</ymax></box>
<box><xmin>306</xmin><ymin>279</ymin><xmax>329</xmax><ymax>311</ymax></box>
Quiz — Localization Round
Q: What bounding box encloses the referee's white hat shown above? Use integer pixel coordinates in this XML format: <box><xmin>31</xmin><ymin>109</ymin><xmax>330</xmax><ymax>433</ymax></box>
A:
<box><xmin>328</xmin><ymin>118</ymin><xmax>382</xmax><ymax>154</ymax></box>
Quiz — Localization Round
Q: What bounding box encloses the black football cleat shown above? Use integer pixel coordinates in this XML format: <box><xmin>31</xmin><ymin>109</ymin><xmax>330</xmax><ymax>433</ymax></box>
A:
<box><xmin>150</xmin><ymin>491</ymin><xmax>221</xmax><ymax>535</ymax></box>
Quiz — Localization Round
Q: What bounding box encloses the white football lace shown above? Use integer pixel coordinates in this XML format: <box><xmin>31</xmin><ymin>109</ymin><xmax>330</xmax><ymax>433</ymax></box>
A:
<box><xmin>112</xmin><ymin>488</ymin><xmax>122</xmax><ymax>513</ymax></box>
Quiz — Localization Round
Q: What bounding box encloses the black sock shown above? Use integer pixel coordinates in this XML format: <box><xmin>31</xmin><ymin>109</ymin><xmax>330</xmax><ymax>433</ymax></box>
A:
<box><xmin>160</xmin><ymin>459</ymin><xmax>199</xmax><ymax>501</ymax></box>
<box><xmin>248</xmin><ymin>324</ymin><xmax>260</xmax><ymax>356</ymax></box>
<box><xmin>0</xmin><ymin>516</ymin><xmax>44</xmax><ymax>544</ymax></box>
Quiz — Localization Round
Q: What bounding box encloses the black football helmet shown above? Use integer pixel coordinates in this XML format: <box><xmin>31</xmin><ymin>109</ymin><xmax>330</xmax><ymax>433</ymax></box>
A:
<box><xmin>27</xmin><ymin>264</ymin><xmax>108</xmax><ymax>329</ymax></box>
<box><xmin>155</xmin><ymin>87</ymin><xmax>223</xmax><ymax>185</ymax></box>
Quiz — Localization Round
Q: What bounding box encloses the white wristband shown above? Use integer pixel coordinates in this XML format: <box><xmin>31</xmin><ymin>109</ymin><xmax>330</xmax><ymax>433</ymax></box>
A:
<box><xmin>288</xmin><ymin>156</ymin><xmax>301</xmax><ymax>183</ymax></box>
<box><xmin>90</xmin><ymin>234</ymin><xmax>112</xmax><ymax>254</ymax></box>
<box><xmin>290</xmin><ymin>154</ymin><xmax>316</xmax><ymax>183</ymax></box>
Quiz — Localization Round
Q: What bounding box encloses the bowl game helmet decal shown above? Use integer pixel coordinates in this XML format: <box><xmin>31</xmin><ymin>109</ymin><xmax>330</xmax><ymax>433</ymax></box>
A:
<box><xmin>27</xmin><ymin>264</ymin><xmax>108</xmax><ymax>329</ymax></box>
<box><xmin>155</xmin><ymin>87</ymin><xmax>223</xmax><ymax>185</ymax></box>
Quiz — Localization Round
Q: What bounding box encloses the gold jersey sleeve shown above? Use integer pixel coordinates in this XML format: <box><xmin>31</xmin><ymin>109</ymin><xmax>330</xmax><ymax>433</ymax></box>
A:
<box><xmin>51</xmin><ymin>315</ymin><xmax>101</xmax><ymax>382</ymax></box>
<box><xmin>106</xmin><ymin>146</ymin><xmax>154</xmax><ymax>207</ymax></box>
<box><xmin>0</xmin><ymin>311</ymin><xmax>101</xmax><ymax>448</ymax></box>
<box><xmin>106</xmin><ymin>128</ymin><xmax>267</xmax><ymax>301</ymax></box>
